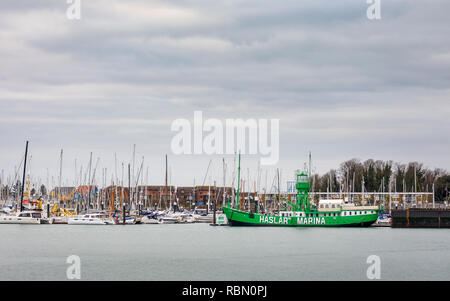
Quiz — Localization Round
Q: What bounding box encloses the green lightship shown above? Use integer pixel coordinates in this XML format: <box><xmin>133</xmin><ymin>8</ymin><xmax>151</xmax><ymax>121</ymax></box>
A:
<box><xmin>223</xmin><ymin>153</ymin><xmax>381</xmax><ymax>227</ymax></box>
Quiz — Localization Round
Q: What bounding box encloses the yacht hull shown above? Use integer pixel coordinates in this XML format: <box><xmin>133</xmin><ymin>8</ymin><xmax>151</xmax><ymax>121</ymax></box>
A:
<box><xmin>67</xmin><ymin>219</ymin><xmax>107</xmax><ymax>225</ymax></box>
<box><xmin>0</xmin><ymin>216</ymin><xmax>42</xmax><ymax>224</ymax></box>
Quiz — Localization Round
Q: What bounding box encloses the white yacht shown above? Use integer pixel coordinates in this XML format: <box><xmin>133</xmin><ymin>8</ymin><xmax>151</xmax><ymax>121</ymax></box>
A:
<box><xmin>68</xmin><ymin>212</ymin><xmax>115</xmax><ymax>225</ymax></box>
<box><xmin>158</xmin><ymin>215</ymin><xmax>179</xmax><ymax>224</ymax></box>
<box><xmin>180</xmin><ymin>214</ymin><xmax>196</xmax><ymax>223</ymax></box>
<box><xmin>141</xmin><ymin>215</ymin><xmax>160</xmax><ymax>224</ymax></box>
<box><xmin>0</xmin><ymin>210</ymin><xmax>46</xmax><ymax>224</ymax></box>
<box><xmin>193</xmin><ymin>213</ymin><xmax>214</xmax><ymax>223</ymax></box>
<box><xmin>170</xmin><ymin>211</ymin><xmax>197</xmax><ymax>223</ymax></box>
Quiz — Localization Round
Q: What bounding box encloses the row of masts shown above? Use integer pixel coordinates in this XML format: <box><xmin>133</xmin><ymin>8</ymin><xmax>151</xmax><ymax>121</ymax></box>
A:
<box><xmin>0</xmin><ymin>143</ymin><xmax>443</xmax><ymax>214</ymax></box>
<box><xmin>0</xmin><ymin>145</ymin><xmax>285</xmax><ymax>215</ymax></box>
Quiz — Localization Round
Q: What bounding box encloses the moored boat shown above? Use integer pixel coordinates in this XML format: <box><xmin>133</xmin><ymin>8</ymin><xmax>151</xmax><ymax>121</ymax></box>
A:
<box><xmin>68</xmin><ymin>212</ymin><xmax>115</xmax><ymax>225</ymax></box>
<box><xmin>141</xmin><ymin>215</ymin><xmax>160</xmax><ymax>224</ymax></box>
<box><xmin>223</xmin><ymin>154</ymin><xmax>381</xmax><ymax>227</ymax></box>
<box><xmin>0</xmin><ymin>210</ymin><xmax>47</xmax><ymax>224</ymax></box>
<box><xmin>374</xmin><ymin>212</ymin><xmax>391</xmax><ymax>227</ymax></box>
<box><xmin>0</xmin><ymin>206</ymin><xmax>14</xmax><ymax>215</ymax></box>
<box><xmin>158</xmin><ymin>215</ymin><xmax>179</xmax><ymax>224</ymax></box>
<box><xmin>180</xmin><ymin>214</ymin><xmax>196</xmax><ymax>223</ymax></box>
<box><xmin>113</xmin><ymin>215</ymin><xmax>137</xmax><ymax>224</ymax></box>
<box><xmin>192</xmin><ymin>209</ymin><xmax>214</xmax><ymax>223</ymax></box>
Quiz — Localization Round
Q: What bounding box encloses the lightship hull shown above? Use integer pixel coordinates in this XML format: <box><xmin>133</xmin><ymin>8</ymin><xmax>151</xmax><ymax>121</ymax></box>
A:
<box><xmin>223</xmin><ymin>207</ymin><xmax>379</xmax><ymax>227</ymax></box>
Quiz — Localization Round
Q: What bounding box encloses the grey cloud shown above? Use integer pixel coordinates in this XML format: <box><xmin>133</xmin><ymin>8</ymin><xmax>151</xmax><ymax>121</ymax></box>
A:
<box><xmin>0</xmin><ymin>0</ymin><xmax>449</xmax><ymax>186</ymax></box>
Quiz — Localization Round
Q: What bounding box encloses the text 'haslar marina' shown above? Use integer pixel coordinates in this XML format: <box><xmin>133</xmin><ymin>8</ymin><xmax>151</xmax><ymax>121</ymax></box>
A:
<box><xmin>259</xmin><ymin>216</ymin><xmax>326</xmax><ymax>225</ymax></box>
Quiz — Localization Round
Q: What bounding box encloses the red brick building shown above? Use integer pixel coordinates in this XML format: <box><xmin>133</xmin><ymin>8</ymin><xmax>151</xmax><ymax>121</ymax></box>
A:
<box><xmin>136</xmin><ymin>185</ymin><xmax>176</xmax><ymax>209</ymax></box>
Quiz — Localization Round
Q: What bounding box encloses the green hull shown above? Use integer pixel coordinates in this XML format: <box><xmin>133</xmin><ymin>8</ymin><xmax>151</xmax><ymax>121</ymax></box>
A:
<box><xmin>223</xmin><ymin>206</ymin><xmax>380</xmax><ymax>227</ymax></box>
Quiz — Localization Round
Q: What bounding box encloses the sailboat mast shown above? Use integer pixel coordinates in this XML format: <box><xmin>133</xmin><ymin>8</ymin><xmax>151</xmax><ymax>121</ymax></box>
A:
<box><xmin>193</xmin><ymin>178</ymin><xmax>196</xmax><ymax>210</ymax></box>
<box><xmin>207</xmin><ymin>181</ymin><xmax>210</xmax><ymax>214</ymax></box>
<box><xmin>222</xmin><ymin>158</ymin><xmax>226</xmax><ymax>207</ymax></box>
<box><xmin>87</xmin><ymin>152</ymin><xmax>92</xmax><ymax>213</ymax></box>
<box><xmin>308</xmin><ymin>152</ymin><xmax>312</xmax><ymax>193</ymax></box>
<box><xmin>169</xmin><ymin>166</ymin><xmax>172</xmax><ymax>212</ymax></box>
<box><xmin>0</xmin><ymin>169</ymin><xmax>3</xmax><ymax>203</ymax></box>
<box><xmin>59</xmin><ymin>149</ymin><xmax>63</xmax><ymax>203</ymax></box>
<box><xmin>236</xmin><ymin>152</ymin><xmax>241</xmax><ymax>209</ymax></box>
<box><xmin>247</xmin><ymin>168</ymin><xmax>250</xmax><ymax>211</ymax></box>
<box><xmin>231</xmin><ymin>153</ymin><xmax>236</xmax><ymax>208</ymax></box>
<box><xmin>165</xmin><ymin>154</ymin><xmax>168</xmax><ymax>210</ymax></box>
<box><xmin>132</xmin><ymin>144</ymin><xmax>136</xmax><ymax>192</ymax></box>
<box><xmin>20</xmin><ymin>141</ymin><xmax>29</xmax><ymax>212</ymax></box>
<box><xmin>114</xmin><ymin>153</ymin><xmax>118</xmax><ymax>212</ymax></box>
<box><xmin>277</xmin><ymin>168</ymin><xmax>280</xmax><ymax>212</ymax></box>
<box><xmin>124</xmin><ymin>164</ymin><xmax>130</xmax><ymax>224</ymax></box>
<box><xmin>264</xmin><ymin>169</ymin><xmax>268</xmax><ymax>212</ymax></box>
<box><xmin>121</xmin><ymin>162</ymin><xmax>124</xmax><ymax>212</ymax></box>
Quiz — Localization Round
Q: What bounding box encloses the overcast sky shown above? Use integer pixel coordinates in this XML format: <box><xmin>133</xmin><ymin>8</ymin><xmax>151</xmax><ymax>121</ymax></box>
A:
<box><xmin>0</xmin><ymin>0</ymin><xmax>449</xmax><ymax>189</ymax></box>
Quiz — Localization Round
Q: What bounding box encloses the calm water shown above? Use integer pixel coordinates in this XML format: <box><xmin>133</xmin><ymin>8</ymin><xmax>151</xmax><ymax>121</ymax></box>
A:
<box><xmin>0</xmin><ymin>224</ymin><xmax>448</xmax><ymax>281</ymax></box>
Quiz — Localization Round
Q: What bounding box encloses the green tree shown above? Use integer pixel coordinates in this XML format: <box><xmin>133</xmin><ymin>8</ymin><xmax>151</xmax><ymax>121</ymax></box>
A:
<box><xmin>404</xmin><ymin>162</ymin><xmax>425</xmax><ymax>192</ymax></box>
<box><xmin>435</xmin><ymin>175</ymin><xmax>450</xmax><ymax>203</ymax></box>
<box><xmin>40</xmin><ymin>184</ymin><xmax>47</xmax><ymax>196</ymax></box>
<box><xmin>364</xmin><ymin>160</ymin><xmax>376</xmax><ymax>192</ymax></box>
<box><xmin>339</xmin><ymin>159</ymin><xmax>364</xmax><ymax>192</ymax></box>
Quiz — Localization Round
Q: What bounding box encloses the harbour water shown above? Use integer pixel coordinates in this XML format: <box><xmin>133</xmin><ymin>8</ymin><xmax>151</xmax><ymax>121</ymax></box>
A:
<box><xmin>0</xmin><ymin>224</ymin><xmax>448</xmax><ymax>281</ymax></box>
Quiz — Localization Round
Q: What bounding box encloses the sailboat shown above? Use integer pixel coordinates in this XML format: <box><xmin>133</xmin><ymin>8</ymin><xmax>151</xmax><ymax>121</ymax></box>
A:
<box><xmin>0</xmin><ymin>141</ymin><xmax>48</xmax><ymax>224</ymax></box>
<box><xmin>114</xmin><ymin>163</ymin><xmax>137</xmax><ymax>224</ymax></box>
<box><xmin>222</xmin><ymin>153</ymin><xmax>381</xmax><ymax>227</ymax></box>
